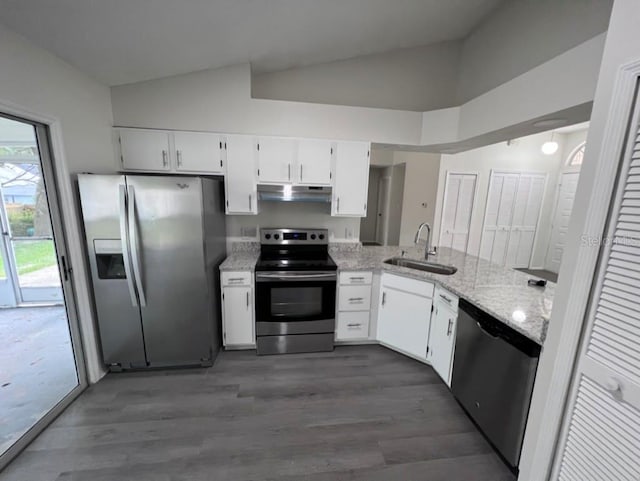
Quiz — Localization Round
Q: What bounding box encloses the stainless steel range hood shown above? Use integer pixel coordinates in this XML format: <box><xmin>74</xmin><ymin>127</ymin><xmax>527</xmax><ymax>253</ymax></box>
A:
<box><xmin>257</xmin><ymin>185</ymin><xmax>332</xmax><ymax>203</ymax></box>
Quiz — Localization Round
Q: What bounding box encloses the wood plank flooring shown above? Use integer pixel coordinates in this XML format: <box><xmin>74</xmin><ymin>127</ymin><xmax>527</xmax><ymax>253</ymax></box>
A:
<box><xmin>0</xmin><ymin>346</ymin><xmax>516</xmax><ymax>480</ymax></box>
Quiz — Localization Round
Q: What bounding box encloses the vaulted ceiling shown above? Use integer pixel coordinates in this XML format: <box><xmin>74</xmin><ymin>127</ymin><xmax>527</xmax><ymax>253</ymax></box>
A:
<box><xmin>0</xmin><ymin>0</ymin><xmax>504</xmax><ymax>85</ymax></box>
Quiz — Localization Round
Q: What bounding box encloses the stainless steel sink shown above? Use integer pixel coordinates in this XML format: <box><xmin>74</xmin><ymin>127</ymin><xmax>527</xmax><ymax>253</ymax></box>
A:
<box><xmin>384</xmin><ymin>257</ymin><xmax>458</xmax><ymax>275</ymax></box>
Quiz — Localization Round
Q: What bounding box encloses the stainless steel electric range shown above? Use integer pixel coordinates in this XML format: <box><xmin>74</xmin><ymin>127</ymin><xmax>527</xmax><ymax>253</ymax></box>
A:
<box><xmin>254</xmin><ymin>228</ymin><xmax>337</xmax><ymax>355</ymax></box>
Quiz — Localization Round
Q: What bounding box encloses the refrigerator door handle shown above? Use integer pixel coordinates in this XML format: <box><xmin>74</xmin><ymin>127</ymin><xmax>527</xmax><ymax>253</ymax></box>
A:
<box><xmin>119</xmin><ymin>184</ymin><xmax>138</xmax><ymax>307</ymax></box>
<box><xmin>127</xmin><ymin>185</ymin><xmax>147</xmax><ymax>307</ymax></box>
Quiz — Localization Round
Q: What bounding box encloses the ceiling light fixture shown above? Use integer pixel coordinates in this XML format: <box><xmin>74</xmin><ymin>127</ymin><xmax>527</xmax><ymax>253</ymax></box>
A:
<box><xmin>542</xmin><ymin>132</ymin><xmax>559</xmax><ymax>155</ymax></box>
<box><xmin>533</xmin><ymin>118</ymin><xmax>568</xmax><ymax>128</ymax></box>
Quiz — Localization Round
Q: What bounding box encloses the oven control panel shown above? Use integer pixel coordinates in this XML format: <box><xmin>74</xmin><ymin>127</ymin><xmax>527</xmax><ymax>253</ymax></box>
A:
<box><xmin>261</xmin><ymin>228</ymin><xmax>328</xmax><ymax>245</ymax></box>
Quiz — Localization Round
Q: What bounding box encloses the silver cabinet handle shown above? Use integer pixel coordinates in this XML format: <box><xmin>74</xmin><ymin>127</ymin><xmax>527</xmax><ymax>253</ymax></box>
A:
<box><xmin>350</xmin><ymin>276</ymin><xmax>364</xmax><ymax>281</ymax></box>
<box><xmin>228</xmin><ymin>278</ymin><xmax>244</xmax><ymax>282</ymax></box>
<box><xmin>440</xmin><ymin>293</ymin><xmax>452</xmax><ymax>303</ymax></box>
<box><xmin>347</xmin><ymin>323</ymin><xmax>362</xmax><ymax>328</ymax></box>
<box><xmin>349</xmin><ymin>297</ymin><xmax>364</xmax><ymax>302</ymax></box>
<box><xmin>447</xmin><ymin>319</ymin><xmax>453</xmax><ymax>336</ymax></box>
<box><xmin>288</xmin><ymin>163</ymin><xmax>291</xmax><ymax>180</ymax></box>
<box><xmin>176</xmin><ymin>150</ymin><xmax>182</xmax><ymax>167</ymax></box>
<box><xmin>162</xmin><ymin>150</ymin><xmax>168</xmax><ymax>167</ymax></box>
<box><xmin>127</xmin><ymin>185</ymin><xmax>146</xmax><ymax>307</ymax></box>
<box><xmin>337</xmin><ymin>197</ymin><xmax>340</xmax><ymax>213</ymax></box>
<box><xmin>119</xmin><ymin>184</ymin><xmax>137</xmax><ymax>307</ymax></box>
<box><xmin>246</xmin><ymin>291</ymin><xmax>250</xmax><ymax>308</ymax></box>
<box><xmin>300</xmin><ymin>164</ymin><xmax>303</xmax><ymax>181</ymax></box>
<box><xmin>249</xmin><ymin>194</ymin><xmax>252</xmax><ymax>211</ymax></box>
<box><xmin>382</xmin><ymin>292</ymin><xmax>386</xmax><ymax>306</ymax></box>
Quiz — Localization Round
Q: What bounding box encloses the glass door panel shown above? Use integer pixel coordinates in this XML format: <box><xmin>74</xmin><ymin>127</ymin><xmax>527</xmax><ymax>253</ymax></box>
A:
<box><xmin>3</xmin><ymin>162</ymin><xmax>62</xmax><ymax>303</ymax></box>
<box><xmin>0</xmin><ymin>115</ymin><xmax>81</xmax><ymax>464</ymax></box>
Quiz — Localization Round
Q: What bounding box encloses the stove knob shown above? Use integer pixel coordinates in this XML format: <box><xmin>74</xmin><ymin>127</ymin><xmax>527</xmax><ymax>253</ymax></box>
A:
<box><xmin>265</xmin><ymin>234</ymin><xmax>271</xmax><ymax>240</ymax></box>
<box><xmin>311</xmin><ymin>234</ymin><xmax>316</xmax><ymax>240</ymax></box>
<box><xmin>319</xmin><ymin>234</ymin><xmax>325</xmax><ymax>240</ymax></box>
<box><xmin>274</xmin><ymin>234</ymin><xmax>280</xmax><ymax>240</ymax></box>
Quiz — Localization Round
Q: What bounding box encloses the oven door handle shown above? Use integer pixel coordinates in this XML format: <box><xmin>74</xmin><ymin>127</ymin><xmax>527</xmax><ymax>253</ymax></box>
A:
<box><xmin>256</xmin><ymin>272</ymin><xmax>337</xmax><ymax>282</ymax></box>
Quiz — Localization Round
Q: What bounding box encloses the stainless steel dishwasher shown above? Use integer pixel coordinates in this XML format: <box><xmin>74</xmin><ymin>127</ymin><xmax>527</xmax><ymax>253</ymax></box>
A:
<box><xmin>451</xmin><ymin>298</ymin><xmax>541</xmax><ymax>469</ymax></box>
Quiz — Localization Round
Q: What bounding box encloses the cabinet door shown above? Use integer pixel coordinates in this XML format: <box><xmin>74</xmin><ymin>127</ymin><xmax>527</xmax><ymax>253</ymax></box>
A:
<box><xmin>428</xmin><ymin>303</ymin><xmax>457</xmax><ymax>387</ymax></box>
<box><xmin>297</xmin><ymin>139</ymin><xmax>333</xmax><ymax>186</ymax></box>
<box><xmin>378</xmin><ymin>286</ymin><xmax>431</xmax><ymax>359</ymax></box>
<box><xmin>119</xmin><ymin>130</ymin><xmax>171</xmax><ymax>171</ymax></box>
<box><xmin>174</xmin><ymin>132</ymin><xmax>224</xmax><ymax>174</ymax></box>
<box><xmin>225</xmin><ymin>135</ymin><xmax>257</xmax><ymax>214</ymax></box>
<box><xmin>257</xmin><ymin>137</ymin><xmax>297</xmax><ymax>184</ymax></box>
<box><xmin>222</xmin><ymin>286</ymin><xmax>254</xmax><ymax>346</ymax></box>
<box><xmin>332</xmin><ymin>141</ymin><xmax>370</xmax><ymax>217</ymax></box>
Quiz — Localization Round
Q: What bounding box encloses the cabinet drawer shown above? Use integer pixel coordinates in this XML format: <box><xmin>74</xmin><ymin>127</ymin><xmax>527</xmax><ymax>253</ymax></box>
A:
<box><xmin>339</xmin><ymin>271</ymin><xmax>373</xmax><ymax>285</ymax></box>
<box><xmin>435</xmin><ymin>286</ymin><xmax>459</xmax><ymax>311</ymax></box>
<box><xmin>381</xmin><ymin>273</ymin><xmax>434</xmax><ymax>298</ymax></box>
<box><xmin>336</xmin><ymin>311</ymin><xmax>370</xmax><ymax>340</ymax></box>
<box><xmin>338</xmin><ymin>285</ymin><xmax>372</xmax><ymax>311</ymax></box>
<box><xmin>221</xmin><ymin>271</ymin><xmax>252</xmax><ymax>286</ymax></box>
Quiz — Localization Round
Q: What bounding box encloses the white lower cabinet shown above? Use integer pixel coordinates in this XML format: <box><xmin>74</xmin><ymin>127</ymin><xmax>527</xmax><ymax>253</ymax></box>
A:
<box><xmin>335</xmin><ymin>271</ymin><xmax>373</xmax><ymax>342</ymax></box>
<box><xmin>336</xmin><ymin>311</ymin><xmax>370</xmax><ymax>340</ymax></box>
<box><xmin>428</xmin><ymin>287</ymin><xmax>459</xmax><ymax>386</ymax></box>
<box><xmin>221</xmin><ymin>271</ymin><xmax>255</xmax><ymax>348</ymax></box>
<box><xmin>377</xmin><ymin>273</ymin><xmax>433</xmax><ymax>360</ymax></box>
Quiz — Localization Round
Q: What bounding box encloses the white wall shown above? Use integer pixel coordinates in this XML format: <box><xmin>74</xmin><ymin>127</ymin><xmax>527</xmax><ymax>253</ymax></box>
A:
<box><xmin>393</xmin><ymin>151</ymin><xmax>441</xmax><ymax>246</ymax></box>
<box><xmin>253</xmin><ymin>41</ymin><xmax>462</xmax><ymax>112</ymax></box>
<box><xmin>457</xmin><ymin>0</ymin><xmax>613</xmax><ymax>103</ymax></box>
<box><xmin>225</xmin><ymin>202</ymin><xmax>360</xmax><ymax>249</ymax></box>
<box><xmin>433</xmin><ymin>131</ymin><xmax>565</xmax><ymax>267</ymax></box>
<box><xmin>111</xmin><ymin>33</ymin><xmax>605</xmax><ymax>151</ymax></box>
<box><xmin>0</xmin><ymin>24</ymin><xmax>115</xmax><ymax>383</ymax></box>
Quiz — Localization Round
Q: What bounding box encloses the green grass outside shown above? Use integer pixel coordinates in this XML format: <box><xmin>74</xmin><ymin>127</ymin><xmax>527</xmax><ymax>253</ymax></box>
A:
<box><xmin>0</xmin><ymin>240</ymin><xmax>57</xmax><ymax>278</ymax></box>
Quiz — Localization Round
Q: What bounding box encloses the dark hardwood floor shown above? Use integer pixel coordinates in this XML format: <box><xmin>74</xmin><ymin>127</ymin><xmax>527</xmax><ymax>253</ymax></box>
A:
<box><xmin>0</xmin><ymin>346</ymin><xmax>515</xmax><ymax>481</ymax></box>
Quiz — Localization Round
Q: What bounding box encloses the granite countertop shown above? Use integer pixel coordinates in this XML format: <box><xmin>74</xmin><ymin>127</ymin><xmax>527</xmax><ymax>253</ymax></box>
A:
<box><xmin>221</xmin><ymin>242</ymin><xmax>554</xmax><ymax>346</ymax></box>
<box><xmin>331</xmin><ymin>245</ymin><xmax>554</xmax><ymax>346</ymax></box>
<box><xmin>220</xmin><ymin>242</ymin><xmax>260</xmax><ymax>271</ymax></box>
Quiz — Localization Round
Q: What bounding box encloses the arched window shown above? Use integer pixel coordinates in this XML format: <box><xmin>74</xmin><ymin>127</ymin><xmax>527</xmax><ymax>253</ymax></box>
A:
<box><xmin>566</xmin><ymin>142</ymin><xmax>586</xmax><ymax>167</ymax></box>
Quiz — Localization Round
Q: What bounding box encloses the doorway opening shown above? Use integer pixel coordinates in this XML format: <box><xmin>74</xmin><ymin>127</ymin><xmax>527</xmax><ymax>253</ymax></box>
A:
<box><xmin>0</xmin><ymin>114</ymin><xmax>84</xmax><ymax>468</ymax></box>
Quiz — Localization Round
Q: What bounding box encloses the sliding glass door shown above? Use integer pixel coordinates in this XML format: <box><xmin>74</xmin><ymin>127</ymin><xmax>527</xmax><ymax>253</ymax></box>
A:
<box><xmin>0</xmin><ymin>114</ymin><xmax>85</xmax><ymax>468</ymax></box>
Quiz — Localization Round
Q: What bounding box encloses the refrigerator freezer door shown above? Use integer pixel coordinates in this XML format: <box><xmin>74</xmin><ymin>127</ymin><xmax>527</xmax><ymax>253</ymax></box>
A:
<box><xmin>125</xmin><ymin>175</ymin><xmax>213</xmax><ymax>365</ymax></box>
<box><xmin>78</xmin><ymin>174</ymin><xmax>146</xmax><ymax>367</ymax></box>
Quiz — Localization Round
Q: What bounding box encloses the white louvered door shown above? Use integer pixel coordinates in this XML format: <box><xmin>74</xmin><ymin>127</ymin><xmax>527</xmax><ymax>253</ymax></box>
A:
<box><xmin>440</xmin><ymin>173</ymin><xmax>477</xmax><ymax>252</ymax></box>
<box><xmin>506</xmin><ymin>174</ymin><xmax>546</xmax><ymax>268</ymax></box>
<box><xmin>554</xmin><ymin>98</ymin><xmax>640</xmax><ymax>480</ymax></box>
<box><xmin>479</xmin><ymin>172</ymin><xmax>519</xmax><ymax>265</ymax></box>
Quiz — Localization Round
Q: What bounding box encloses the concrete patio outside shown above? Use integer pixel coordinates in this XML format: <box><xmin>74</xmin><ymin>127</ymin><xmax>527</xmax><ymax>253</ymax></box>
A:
<box><xmin>0</xmin><ymin>306</ymin><xmax>77</xmax><ymax>456</ymax></box>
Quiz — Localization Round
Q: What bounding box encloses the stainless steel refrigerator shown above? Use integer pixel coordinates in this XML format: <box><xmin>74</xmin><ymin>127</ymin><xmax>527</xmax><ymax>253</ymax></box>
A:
<box><xmin>78</xmin><ymin>174</ymin><xmax>226</xmax><ymax>370</ymax></box>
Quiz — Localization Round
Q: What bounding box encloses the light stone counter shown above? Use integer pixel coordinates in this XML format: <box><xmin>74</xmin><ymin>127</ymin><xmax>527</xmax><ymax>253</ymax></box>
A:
<box><xmin>219</xmin><ymin>242</ymin><xmax>260</xmax><ymax>272</ymax></box>
<box><xmin>330</xmin><ymin>245</ymin><xmax>554</xmax><ymax>345</ymax></box>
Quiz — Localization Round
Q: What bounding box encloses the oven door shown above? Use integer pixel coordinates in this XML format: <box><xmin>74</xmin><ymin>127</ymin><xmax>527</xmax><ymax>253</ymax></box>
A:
<box><xmin>255</xmin><ymin>271</ymin><xmax>336</xmax><ymax>335</ymax></box>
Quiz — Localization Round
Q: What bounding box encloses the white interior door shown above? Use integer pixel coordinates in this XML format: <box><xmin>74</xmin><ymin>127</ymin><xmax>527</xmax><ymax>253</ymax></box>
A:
<box><xmin>545</xmin><ymin>172</ymin><xmax>580</xmax><ymax>273</ymax></box>
<box><xmin>439</xmin><ymin>173</ymin><xmax>477</xmax><ymax>252</ymax></box>
<box><xmin>479</xmin><ymin>173</ymin><xmax>518</xmax><ymax>265</ymax></box>
<box><xmin>506</xmin><ymin>174</ymin><xmax>546</xmax><ymax>268</ymax></box>
<box><xmin>552</xmin><ymin>108</ymin><xmax>640</xmax><ymax>480</ymax></box>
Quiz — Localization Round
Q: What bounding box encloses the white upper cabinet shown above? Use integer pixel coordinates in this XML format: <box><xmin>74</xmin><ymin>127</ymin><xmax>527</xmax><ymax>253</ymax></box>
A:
<box><xmin>297</xmin><ymin>139</ymin><xmax>333</xmax><ymax>186</ymax></box>
<box><xmin>119</xmin><ymin>129</ymin><xmax>171</xmax><ymax>172</ymax></box>
<box><xmin>225</xmin><ymin>135</ymin><xmax>258</xmax><ymax>215</ymax></box>
<box><xmin>332</xmin><ymin>141</ymin><xmax>370</xmax><ymax>217</ymax></box>
<box><xmin>174</xmin><ymin>131</ymin><xmax>224</xmax><ymax>174</ymax></box>
<box><xmin>256</xmin><ymin>137</ymin><xmax>298</xmax><ymax>184</ymax></box>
